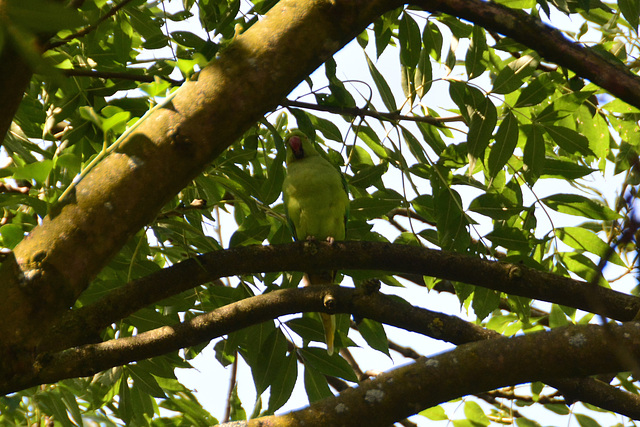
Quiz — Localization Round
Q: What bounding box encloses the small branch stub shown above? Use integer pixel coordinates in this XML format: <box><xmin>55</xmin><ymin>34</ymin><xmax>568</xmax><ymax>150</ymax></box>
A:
<box><xmin>323</xmin><ymin>292</ymin><xmax>336</xmax><ymax>313</ymax></box>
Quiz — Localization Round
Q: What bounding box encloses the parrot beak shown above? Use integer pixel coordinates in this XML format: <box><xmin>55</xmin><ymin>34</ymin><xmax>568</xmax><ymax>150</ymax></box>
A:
<box><xmin>289</xmin><ymin>136</ymin><xmax>304</xmax><ymax>159</ymax></box>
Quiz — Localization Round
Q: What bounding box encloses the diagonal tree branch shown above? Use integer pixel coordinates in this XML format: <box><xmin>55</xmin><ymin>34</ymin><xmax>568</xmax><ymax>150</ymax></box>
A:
<box><xmin>2</xmin><ymin>286</ymin><xmax>483</xmax><ymax>393</ymax></box>
<box><xmin>3</xmin><ymin>0</ymin><xmax>403</xmax><ymax>351</ymax></box>
<box><xmin>411</xmin><ymin>0</ymin><xmax>640</xmax><ymax>109</ymax></box>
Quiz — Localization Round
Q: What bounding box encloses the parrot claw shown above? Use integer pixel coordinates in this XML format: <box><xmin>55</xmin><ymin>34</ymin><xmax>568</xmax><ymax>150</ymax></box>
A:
<box><xmin>326</xmin><ymin>236</ymin><xmax>335</xmax><ymax>245</ymax></box>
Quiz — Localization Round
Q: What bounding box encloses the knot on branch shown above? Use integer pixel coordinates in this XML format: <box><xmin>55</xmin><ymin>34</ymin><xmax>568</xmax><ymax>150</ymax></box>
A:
<box><xmin>323</xmin><ymin>292</ymin><xmax>336</xmax><ymax>313</ymax></box>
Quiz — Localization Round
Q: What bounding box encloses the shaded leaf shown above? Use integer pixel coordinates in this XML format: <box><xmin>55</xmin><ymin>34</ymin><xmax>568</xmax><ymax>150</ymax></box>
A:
<box><xmin>366</xmin><ymin>53</ymin><xmax>397</xmax><ymax>112</ymax></box>
<box><xmin>298</xmin><ymin>347</ymin><xmax>359</xmax><ymax>383</ymax></box>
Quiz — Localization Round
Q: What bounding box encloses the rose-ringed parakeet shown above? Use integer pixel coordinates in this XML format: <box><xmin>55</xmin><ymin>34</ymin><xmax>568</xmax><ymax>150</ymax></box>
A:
<box><xmin>282</xmin><ymin>130</ymin><xmax>349</xmax><ymax>355</ymax></box>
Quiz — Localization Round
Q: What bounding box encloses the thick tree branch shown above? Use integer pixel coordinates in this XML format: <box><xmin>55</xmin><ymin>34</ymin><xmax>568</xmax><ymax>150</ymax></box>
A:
<box><xmin>2</xmin><ymin>286</ymin><xmax>487</xmax><ymax>393</ymax></box>
<box><xmin>3</xmin><ymin>0</ymin><xmax>403</xmax><ymax>350</ymax></box>
<box><xmin>8</xmin><ymin>284</ymin><xmax>640</xmax><ymax>420</ymax></box>
<box><xmin>43</xmin><ymin>241</ymin><xmax>640</xmax><ymax>351</ymax></box>
<box><xmin>411</xmin><ymin>0</ymin><xmax>640</xmax><ymax>109</ymax></box>
<box><xmin>249</xmin><ymin>322</ymin><xmax>640</xmax><ymax>426</ymax></box>
<box><xmin>0</xmin><ymin>44</ymin><xmax>34</xmax><ymax>141</ymax></box>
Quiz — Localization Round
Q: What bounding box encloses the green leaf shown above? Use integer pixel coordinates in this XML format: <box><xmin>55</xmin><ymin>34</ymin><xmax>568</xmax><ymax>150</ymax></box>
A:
<box><xmin>619</xmin><ymin>0</ymin><xmax>640</xmax><ymax>32</ymax></box>
<box><xmin>365</xmin><ymin>53</ymin><xmax>397</xmax><ymax>112</ymax></box>
<box><xmin>357</xmin><ymin>126</ymin><xmax>391</xmax><ymax>159</ymax></box>
<box><xmin>287</xmin><ymin>316</ymin><xmax>326</xmax><ymax>343</ymax></box>
<box><xmin>488</xmin><ymin>111</ymin><xmax>519</xmax><ymax>178</ymax></box>
<box><xmin>433</xmin><ymin>186</ymin><xmax>470</xmax><ymax>251</ymax></box>
<box><xmin>0</xmin><ymin>224</ymin><xmax>24</xmax><ymax>249</ymax></box>
<box><xmin>467</xmin><ymin>97</ymin><xmax>498</xmax><ymax>160</ymax></box>
<box><xmin>357</xmin><ymin>319</ymin><xmax>390</xmax><ymax>356</ymax></box>
<box><xmin>267</xmin><ymin>353</ymin><xmax>298</xmax><ymax>413</ymax></box>
<box><xmin>522</xmin><ymin>124</ymin><xmax>545</xmax><ymax>182</ymax></box>
<box><xmin>228</xmin><ymin>384</ymin><xmax>247</xmax><ymax>421</ymax></box>
<box><xmin>541</xmin><ymin>194</ymin><xmax>620</xmax><ymax>220</ymax></box>
<box><xmin>6</xmin><ymin>0</ymin><xmax>85</xmax><ymax>32</ymax></box>
<box><xmin>485</xmin><ymin>226</ymin><xmax>531</xmax><ymax>251</ymax></box>
<box><xmin>464</xmin><ymin>401</ymin><xmax>490</xmax><ymax>427</ymax></box>
<box><xmin>556</xmin><ymin>227</ymin><xmax>625</xmax><ymax>267</ymax></box>
<box><xmin>260</xmin><ymin>155</ymin><xmax>285</xmax><ymax>205</ymax></box>
<box><xmin>58</xmin><ymin>387</ymin><xmax>83</xmax><ymax>427</ymax></box>
<box><xmin>12</xmin><ymin>159</ymin><xmax>53</xmax><ymax>183</ymax></box>
<box><xmin>558</xmin><ymin>252</ymin><xmax>609</xmax><ymax>286</ymax></box>
<box><xmin>549</xmin><ymin>304</ymin><xmax>569</xmax><ymax>327</ymax></box>
<box><xmin>541</xmin><ymin>159</ymin><xmax>595</xmax><ymax>179</ymax></box>
<box><xmin>349</xmin><ymin>164</ymin><xmax>387</xmax><ymax>189</ymax></box>
<box><xmin>420</xmin><ymin>405</ymin><xmax>448</xmax><ymax>420</ymax></box>
<box><xmin>399</xmin><ymin>13</ymin><xmax>421</xmax><ymax>68</ymax></box>
<box><xmin>304</xmin><ymin>365</ymin><xmax>333</xmax><ymax>403</ymax></box>
<box><xmin>308</xmin><ymin>114</ymin><xmax>343</xmax><ymax>142</ymax></box>
<box><xmin>473</xmin><ymin>287</ymin><xmax>500</xmax><ymax>321</ymax></box>
<box><xmin>401</xmin><ymin>126</ymin><xmax>429</xmax><ymax>164</ymax></box>
<box><xmin>575</xmin><ymin>105</ymin><xmax>609</xmax><ymax>159</ymax></box>
<box><xmin>298</xmin><ymin>347</ymin><xmax>359</xmax><ymax>383</ymax></box>
<box><xmin>129</xmin><ymin>366</ymin><xmax>167</xmax><ymax>398</ymax></box>
<box><xmin>469</xmin><ymin>193</ymin><xmax>523</xmax><ymax>220</ymax></box>
<box><xmin>171</xmin><ymin>31</ymin><xmax>207</xmax><ymax>48</ymax></box>
<box><xmin>466</xmin><ymin>25</ymin><xmax>487</xmax><ymax>79</ymax></box>
<box><xmin>515</xmin><ymin>75</ymin><xmax>556</xmax><ymax>107</ymax></box>
<box><xmin>422</xmin><ymin>21</ymin><xmax>443</xmax><ymax>61</ymax></box>
<box><xmin>229</xmin><ymin>222</ymin><xmax>270</xmax><ymax>247</ymax></box>
<box><xmin>415</xmin><ymin>50</ymin><xmax>433</xmax><ymax>98</ymax></box>
<box><xmin>492</xmin><ymin>54</ymin><xmax>538</xmax><ymax>94</ymax></box>
<box><xmin>516</xmin><ymin>417</ymin><xmax>543</xmax><ymax>427</ymax></box>
<box><xmin>252</xmin><ymin>328</ymin><xmax>288</xmax><ymax>395</ymax></box>
<box><xmin>541</xmin><ymin>125</ymin><xmax>594</xmax><ymax>156</ymax></box>
<box><xmin>350</xmin><ymin>193</ymin><xmax>401</xmax><ymax>220</ymax></box>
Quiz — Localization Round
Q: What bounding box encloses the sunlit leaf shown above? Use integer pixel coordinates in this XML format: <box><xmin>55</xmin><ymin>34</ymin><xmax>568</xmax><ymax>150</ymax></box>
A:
<box><xmin>488</xmin><ymin>111</ymin><xmax>519</xmax><ymax>178</ymax></box>
<box><xmin>366</xmin><ymin>53</ymin><xmax>397</xmax><ymax>112</ymax></box>
<box><xmin>541</xmin><ymin>194</ymin><xmax>620</xmax><ymax>220</ymax></box>
<box><xmin>556</xmin><ymin>227</ymin><xmax>625</xmax><ymax>267</ymax></box>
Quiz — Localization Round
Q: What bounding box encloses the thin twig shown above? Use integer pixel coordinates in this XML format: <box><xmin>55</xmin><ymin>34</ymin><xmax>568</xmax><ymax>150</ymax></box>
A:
<box><xmin>63</xmin><ymin>68</ymin><xmax>182</xmax><ymax>86</ymax></box>
<box><xmin>281</xmin><ymin>99</ymin><xmax>463</xmax><ymax>127</ymax></box>
<box><xmin>223</xmin><ymin>355</ymin><xmax>238</xmax><ymax>423</ymax></box>
<box><xmin>45</xmin><ymin>0</ymin><xmax>138</xmax><ymax>50</ymax></box>
<box><xmin>339</xmin><ymin>347</ymin><xmax>367</xmax><ymax>381</ymax></box>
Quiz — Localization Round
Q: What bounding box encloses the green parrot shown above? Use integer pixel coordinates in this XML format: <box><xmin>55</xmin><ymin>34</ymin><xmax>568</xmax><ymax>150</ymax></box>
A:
<box><xmin>282</xmin><ymin>130</ymin><xmax>349</xmax><ymax>355</ymax></box>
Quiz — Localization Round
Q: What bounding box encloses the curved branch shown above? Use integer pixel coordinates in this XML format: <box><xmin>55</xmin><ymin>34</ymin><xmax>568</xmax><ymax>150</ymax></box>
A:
<box><xmin>44</xmin><ymin>241</ymin><xmax>640</xmax><ymax>351</ymax></box>
<box><xmin>3</xmin><ymin>286</ymin><xmax>488</xmax><ymax>394</ymax></box>
<box><xmin>11</xmin><ymin>284</ymin><xmax>640</xmax><ymax>420</ymax></box>
<box><xmin>248</xmin><ymin>322</ymin><xmax>640</xmax><ymax>426</ymax></box>
<box><xmin>411</xmin><ymin>0</ymin><xmax>640</xmax><ymax>109</ymax></box>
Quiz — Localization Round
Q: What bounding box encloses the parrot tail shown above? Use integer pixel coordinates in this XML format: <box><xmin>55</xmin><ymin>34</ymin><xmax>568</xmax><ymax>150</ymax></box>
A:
<box><xmin>321</xmin><ymin>312</ymin><xmax>336</xmax><ymax>356</ymax></box>
<box><xmin>305</xmin><ymin>272</ymin><xmax>337</xmax><ymax>355</ymax></box>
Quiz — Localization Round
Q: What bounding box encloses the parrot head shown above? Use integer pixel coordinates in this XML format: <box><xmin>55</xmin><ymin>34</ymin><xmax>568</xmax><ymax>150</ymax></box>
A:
<box><xmin>285</xmin><ymin>131</ymin><xmax>318</xmax><ymax>164</ymax></box>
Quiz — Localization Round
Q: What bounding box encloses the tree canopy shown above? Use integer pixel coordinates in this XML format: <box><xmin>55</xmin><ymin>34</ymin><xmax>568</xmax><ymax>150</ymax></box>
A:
<box><xmin>2</xmin><ymin>0</ymin><xmax>640</xmax><ymax>425</ymax></box>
